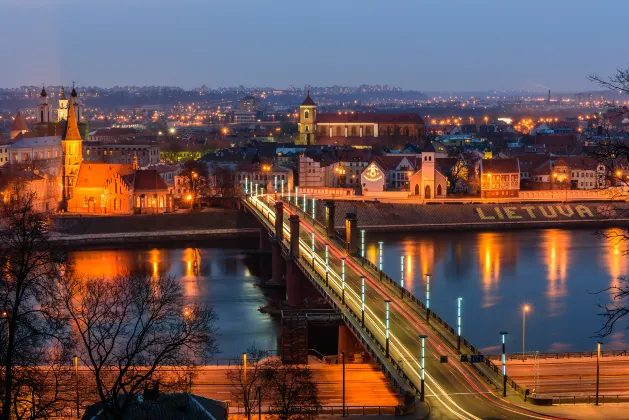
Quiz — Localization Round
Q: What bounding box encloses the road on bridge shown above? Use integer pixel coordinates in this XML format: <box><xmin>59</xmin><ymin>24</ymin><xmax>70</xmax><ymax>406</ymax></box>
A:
<box><xmin>250</xmin><ymin>194</ymin><xmax>563</xmax><ymax>420</ymax></box>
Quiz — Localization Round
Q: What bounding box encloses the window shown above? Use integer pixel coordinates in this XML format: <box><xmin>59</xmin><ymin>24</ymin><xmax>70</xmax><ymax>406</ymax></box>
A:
<box><xmin>136</xmin><ymin>196</ymin><xmax>141</xmax><ymax>207</ymax></box>
<box><xmin>304</xmin><ymin>110</ymin><xmax>309</xmax><ymax>119</ymax></box>
<box><xmin>100</xmin><ymin>194</ymin><xmax>106</xmax><ymax>208</ymax></box>
<box><xmin>83</xmin><ymin>196</ymin><xmax>88</xmax><ymax>207</ymax></box>
<box><xmin>86</xmin><ymin>149</ymin><xmax>90</xmax><ymax>156</ymax></box>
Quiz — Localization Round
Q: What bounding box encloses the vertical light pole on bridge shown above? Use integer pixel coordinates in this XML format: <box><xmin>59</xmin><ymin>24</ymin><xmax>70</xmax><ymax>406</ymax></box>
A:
<box><xmin>303</xmin><ymin>193</ymin><xmax>307</xmax><ymax>210</ymax></box>
<box><xmin>360</xmin><ymin>229</ymin><xmax>366</xmax><ymax>265</ymax></box>
<box><xmin>274</xmin><ymin>175</ymin><xmax>277</xmax><ymax>193</ymax></box>
<box><xmin>311</xmin><ymin>232</ymin><xmax>315</xmax><ymax>268</ymax></box>
<box><xmin>281</xmin><ymin>179</ymin><xmax>285</xmax><ymax>196</ymax></box>
<box><xmin>311</xmin><ymin>198</ymin><xmax>316</xmax><ymax>220</ymax></box>
<box><xmin>244</xmin><ymin>176</ymin><xmax>248</xmax><ymax>194</ymax></box>
<box><xmin>325</xmin><ymin>243</ymin><xmax>329</xmax><ymax>287</ymax></box>
<box><xmin>596</xmin><ymin>341</ymin><xmax>602</xmax><ymax>405</ymax></box>
<box><xmin>385</xmin><ymin>299</ymin><xmax>391</xmax><ymax>358</ymax></box>
<box><xmin>341</xmin><ymin>258</ymin><xmax>346</xmax><ymax>305</ymax></box>
<box><xmin>500</xmin><ymin>331</ymin><xmax>508</xmax><ymax>397</ymax></box>
<box><xmin>361</xmin><ymin>276</ymin><xmax>366</xmax><ymax>328</ymax></box>
<box><xmin>378</xmin><ymin>241</ymin><xmax>384</xmax><ymax>281</ymax></box>
<box><xmin>419</xmin><ymin>334</ymin><xmax>427</xmax><ymax>402</ymax></box>
<box><xmin>457</xmin><ymin>297</ymin><xmax>462</xmax><ymax>353</ymax></box>
<box><xmin>425</xmin><ymin>274</ymin><xmax>431</xmax><ymax>323</ymax></box>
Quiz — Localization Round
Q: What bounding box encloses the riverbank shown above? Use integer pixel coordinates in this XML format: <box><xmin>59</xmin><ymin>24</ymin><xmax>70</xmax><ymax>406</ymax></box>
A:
<box><xmin>310</xmin><ymin>200</ymin><xmax>629</xmax><ymax>232</ymax></box>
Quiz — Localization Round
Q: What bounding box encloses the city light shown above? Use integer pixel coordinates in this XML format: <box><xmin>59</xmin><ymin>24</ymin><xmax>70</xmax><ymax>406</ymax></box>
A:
<box><xmin>361</xmin><ymin>230</ymin><xmax>366</xmax><ymax>258</ymax></box>
<box><xmin>378</xmin><ymin>241</ymin><xmax>383</xmax><ymax>271</ymax></box>
<box><xmin>501</xmin><ymin>331</ymin><xmax>508</xmax><ymax>397</ymax></box>
<box><xmin>419</xmin><ymin>334</ymin><xmax>427</xmax><ymax>402</ymax></box>
<box><xmin>457</xmin><ymin>297</ymin><xmax>462</xmax><ymax>352</ymax></box>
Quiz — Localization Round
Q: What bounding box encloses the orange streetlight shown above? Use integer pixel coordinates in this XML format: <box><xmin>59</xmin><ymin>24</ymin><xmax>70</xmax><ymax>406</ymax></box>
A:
<box><xmin>522</xmin><ymin>305</ymin><xmax>530</xmax><ymax>361</ymax></box>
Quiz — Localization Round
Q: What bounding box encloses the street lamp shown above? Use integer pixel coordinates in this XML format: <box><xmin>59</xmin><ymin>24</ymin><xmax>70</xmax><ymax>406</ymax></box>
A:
<box><xmin>419</xmin><ymin>334</ymin><xmax>427</xmax><ymax>402</ymax></box>
<box><xmin>400</xmin><ymin>256</ymin><xmax>405</xmax><ymax>299</ymax></box>
<box><xmin>522</xmin><ymin>305</ymin><xmax>530</xmax><ymax>361</ymax></box>
<box><xmin>341</xmin><ymin>258</ymin><xmax>346</xmax><ymax>305</ymax></box>
<box><xmin>281</xmin><ymin>179</ymin><xmax>285</xmax><ymax>195</ymax></box>
<box><xmin>245</xmin><ymin>176</ymin><xmax>248</xmax><ymax>194</ymax></box>
<box><xmin>325</xmin><ymin>243</ymin><xmax>329</xmax><ymax>287</ymax></box>
<box><xmin>596</xmin><ymin>341</ymin><xmax>602</xmax><ymax>405</ymax></box>
<box><xmin>74</xmin><ymin>355</ymin><xmax>79</xmax><ymax>418</ymax></box>
<box><xmin>385</xmin><ymin>300</ymin><xmax>391</xmax><ymax>357</ymax></box>
<box><xmin>360</xmin><ymin>229</ymin><xmax>366</xmax><ymax>259</ymax></box>
<box><xmin>361</xmin><ymin>276</ymin><xmax>366</xmax><ymax>327</ymax></box>
<box><xmin>303</xmin><ymin>193</ymin><xmax>306</xmax><ymax>209</ymax></box>
<box><xmin>243</xmin><ymin>352</ymin><xmax>247</xmax><ymax>382</ymax></box>
<box><xmin>311</xmin><ymin>198</ymin><xmax>316</xmax><ymax>220</ymax></box>
<box><xmin>257</xmin><ymin>385</ymin><xmax>262</xmax><ymax>420</ymax></box>
<box><xmin>378</xmin><ymin>241</ymin><xmax>383</xmax><ymax>272</ymax></box>
<box><xmin>425</xmin><ymin>274</ymin><xmax>431</xmax><ymax>322</ymax></box>
<box><xmin>501</xmin><ymin>331</ymin><xmax>508</xmax><ymax>397</ymax></box>
<box><xmin>274</xmin><ymin>175</ymin><xmax>277</xmax><ymax>193</ymax></box>
<box><xmin>457</xmin><ymin>297</ymin><xmax>462</xmax><ymax>352</ymax></box>
<box><xmin>311</xmin><ymin>232</ymin><xmax>315</xmax><ymax>267</ymax></box>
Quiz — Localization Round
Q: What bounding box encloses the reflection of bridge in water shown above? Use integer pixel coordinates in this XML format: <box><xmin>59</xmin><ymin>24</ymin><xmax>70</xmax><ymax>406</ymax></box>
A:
<box><xmin>244</xmin><ymin>194</ymin><xmax>557</xmax><ymax>419</ymax></box>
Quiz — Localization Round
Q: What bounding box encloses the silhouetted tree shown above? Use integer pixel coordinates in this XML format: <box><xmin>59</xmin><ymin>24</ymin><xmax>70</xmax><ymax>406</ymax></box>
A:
<box><xmin>227</xmin><ymin>346</ymin><xmax>270</xmax><ymax>420</ymax></box>
<box><xmin>262</xmin><ymin>360</ymin><xmax>320</xmax><ymax>420</ymax></box>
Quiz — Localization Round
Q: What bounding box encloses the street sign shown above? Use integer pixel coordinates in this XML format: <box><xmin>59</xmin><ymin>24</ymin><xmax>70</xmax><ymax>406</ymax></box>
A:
<box><xmin>470</xmin><ymin>354</ymin><xmax>485</xmax><ymax>363</ymax></box>
<box><xmin>440</xmin><ymin>355</ymin><xmax>448</xmax><ymax>363</ymax></box>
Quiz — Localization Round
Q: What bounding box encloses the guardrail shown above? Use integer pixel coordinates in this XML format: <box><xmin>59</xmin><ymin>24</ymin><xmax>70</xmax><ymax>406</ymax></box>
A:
<box><xmin>552</xmin><ymin>395</ymin><xmax>629</xmax><ymax>405</ymax></box>
<box><xmin>487</xmin><ymin>350</ymin><xmax>629</xmax><ymax>360</ymax></box>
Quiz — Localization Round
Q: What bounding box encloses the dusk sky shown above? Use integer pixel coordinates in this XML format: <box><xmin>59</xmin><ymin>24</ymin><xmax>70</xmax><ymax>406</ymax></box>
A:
<box><xmin>2</xmin><ymin>0</ymin><xmax>627</xmax><ymax>91</ymax></box>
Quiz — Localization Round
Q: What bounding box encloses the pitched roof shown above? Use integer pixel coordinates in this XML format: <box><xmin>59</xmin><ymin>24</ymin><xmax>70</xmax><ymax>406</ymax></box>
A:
<box><xmin>317</xmin><ymin>112</ymin><xmax>425</xmax><ymax>124</ymax></box>
<box><xmin>75</xmin><ymin>163</ymin><xmax>134</xmax><ymax>188</ymax></box>
<box><xmin>480</xmin><ymin>158</ymin><xmax>519</xmax><ymax>174</ymax></box>
<box><xmin>422</xmin><ymin>140</ymin><xmax>435</xmax><ymax>153</ymax></box>
<box><xmin>372</xmin><ymin>155</ymin><xmax>418</xmax><ymax>171</ymax></box>
<box><xmin>10</xmin><ymin>111</ymin><xmax>29</xmax><ymax>132</ymax></box>
<box><xmin>131</xmin><ymin>169</ymin><xmax>170</xmax><ymax>192</ymax></box>
<box><xmin>63</xmin><ymin>96</ymin><xmax>82</xmax><ymax>141</ymax></box>
<box><xmin>10</xmin><ymin>136</ymin><xmax>61</xmax><ymax>149</ymax></box>
<box><xmin>301</xmin><ymin>90</ymin><xmax>316</xmax><ymax>106</ymax></box>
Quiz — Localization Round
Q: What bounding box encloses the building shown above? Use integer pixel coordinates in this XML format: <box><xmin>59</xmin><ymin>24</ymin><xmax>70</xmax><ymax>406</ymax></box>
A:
<box><xmin>32</xmin><ymin>86</ymin><xmax>56</xmax><ymax>137</ymax></box>
<box><xmin>297</xmin><ymin>91</ymin><xmax>426</xmax><ymax>147</ymax></box>
<box><xmin>83</xmin><ymin>142</ymin><xmax>160</xmax><ymax>167</ymax></box>
<box><xmin>479</xmin><ymin>158</ymin><xmax>520</xmax><ymax>198</ymax></box>
<box><xmin>408</xmin><ymin>142</ymin><xmax>448</xmax><ymax>198</ymax></box>
<box><xmin>9</xmin><ymin>111</ymin><xmax>29</xmax><ymax>140</ymax></box>
<box><xmin>240</xmin><ymin>95</ymin><xmax>259</xmax><ymax>113</ymax></box>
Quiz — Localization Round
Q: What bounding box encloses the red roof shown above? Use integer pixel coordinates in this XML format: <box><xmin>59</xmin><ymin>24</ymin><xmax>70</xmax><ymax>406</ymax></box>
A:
<box><xmin>372</xmin><ymin>155</ymin><xmax>419</xmax><ymax>171</ymax></box>
<box><xmin>318</xmin><ymin>112</ymin><xmax>425</xmax><ymax>124</ymax></box>
<box><xmin>10</xmin><ymin>112</ymin><xmax>29</xmax><ymax>132</ymax></box>
<box><xmin>131</xmin><ymin>170</ymin><xmax>169</xmax><ymax>192</ymax></box>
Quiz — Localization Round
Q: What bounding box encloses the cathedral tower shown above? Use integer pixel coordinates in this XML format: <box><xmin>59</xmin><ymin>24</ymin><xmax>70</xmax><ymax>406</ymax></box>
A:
<box><xmin>61</xmin><ymin>94</ymin><xmax>83</xmax><ymax>205</ymax></box>
<box><xmin>298</xmin><ymin>90</ymin><xmax>317</xmax><ymax>145</ymax></box>
<box><xmin>57</xmin><ymin>87</ymin><xmax>68</xmax><ymax>121</ymax></box>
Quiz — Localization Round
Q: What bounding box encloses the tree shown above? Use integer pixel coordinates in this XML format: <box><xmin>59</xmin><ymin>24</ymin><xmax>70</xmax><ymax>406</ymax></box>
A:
<box><xmin>227</xmin><ymin>346</ymin><xmax>270</xmax><ymax>420</ymax></box>
<box><xmin>56</xmin><ymin>274</ymin><xmax>218</xmax><ymax>420</ymax></box>
<box><xmin>262</xmin><ymin>360</ymin><xmax>320</xmax><ymax>420</ymax></box>
<box><xmin>180</xmin><ymin>160</ymin><xmax>209</xmax><ymax>209</ymax></box>
<box><xmin>0</xmin><ymin>189</ymin><xmax>72</xmax><ymax>420</ymax></box>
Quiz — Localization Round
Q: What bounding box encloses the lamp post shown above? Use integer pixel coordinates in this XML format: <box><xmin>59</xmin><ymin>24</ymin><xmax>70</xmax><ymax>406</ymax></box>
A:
<box><xmin>385</xmin><ymin>300</ymin><xmax>391</xmax><ymax>357</ymax></box>
<box><xmin>341</xmin><ymin>350</ymin><xmax>346</xmax><ymax>417</ymax></box>
<box><xmin>419</xmin><ymin>334</ymin><xmax>427</xmax><ymax>402</ymax></box>
<box><xmin>257</xmin><ymin>385</ymin><xmax>262</xmax><ymax>420</ymax></box>
<box><xmin>500</xmin><ymin>331</ymin><xmax>508</xmax><ymax>397</ymax></box>
<box><xmin>281</xmin><ymin>179</ymin><xmax>285</xmax><ymax>195</ymax></box>
<box><xmin>361</xmin><ymin>276</ymin><xmax>366</xmax><ymax>327</ymax></box>
<box><xmin>400</xmin><ymin>256</ymin><xmax>405</xmax><ymax>299</ymax></box>
<box><xmin>311</xmin><ymin>232</ymin><xmax>316</xmax><ymax>267</ymax></box>
<box><xmin>378</xmin><ymin>241</ymin><xmax>383</xmax><ymax>281</ymax></box>
<box><xmin>74</xmin><ymin>355</ymin><xmax>79</xmax><ymax>418</ymax></box>
<box><xmin>245</xmin><ymin>176</ymin><xmax>248</xmax><ymax>194</ymax></box>
<box><xmin>522</xmin><ymin>305</ymin><xmax>530</xmax><ymax>361</ymax></box>
<box><xmin>274</xmin><ymin>175</ymin><xmax>277</xmax><ymax>193</ymax></box>
<box><xmin>243</xmin><ymin>352</ymin><xmax>247</xmax><ymax>383</ymax></box>
<box><xmin>325</xmin><ymin>243</ymin><xmax>329</xmax><ymax>287</ymax></box>
<box><xmin>311</xmin><ymin>198</ymin><xmax>316</xmax><ymax>220</ymax></box>
<box><xmin>341</xmin><ymin>258</ymin><xmax>346</xmax><ymax>305</ymax></box>
<box><xmin>457</xmin><ymin>297</ymin><xmax>462</xmax><ymax>352</ymax></box>
<box><xmin>303</xmin><ymin>193</ymin><xmax>306</xmax><ymax>209</ymax></box>
<box><xmin>426</xmin><ymin>274</ymin><xmax>431</xmax><ymax>323</ymax></box>
<box><xmin>596</xmin><ymin>341</ymin><xmax>602</xmax><ymax>405</ymax></box>
<box><xmin>255</xmin><ymin>184</ymin><xmax>258</xmax><ymax>197</ymax></box>
<box><xmin>360</xmin><ymin>229</ymin><xmax>366</xmax><ymax>259</ymax></box>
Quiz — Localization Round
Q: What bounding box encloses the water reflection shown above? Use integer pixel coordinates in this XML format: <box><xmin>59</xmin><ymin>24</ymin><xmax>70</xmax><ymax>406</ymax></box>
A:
<box><xmin>477</xmin><ymin>232</ymin><xmax>502</xmax><ymax>309</ymax></box>
<box><xmin>542</xmin><ymin>230</ymin><xmax>569</xmax><ymax>317</ymax></box>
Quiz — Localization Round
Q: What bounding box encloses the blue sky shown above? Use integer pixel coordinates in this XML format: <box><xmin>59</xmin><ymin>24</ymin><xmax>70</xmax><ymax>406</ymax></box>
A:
<box><xmin>1</xmin><ymin>0</ymin><xmax>627</xmax><ymax>91</ymax></box>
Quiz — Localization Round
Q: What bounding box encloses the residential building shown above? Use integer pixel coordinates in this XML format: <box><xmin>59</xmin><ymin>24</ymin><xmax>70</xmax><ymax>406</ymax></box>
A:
<box><xmin>479</xmin><ymin>158</ymin><xmax>520</xmax><ymax>197</ymax></box>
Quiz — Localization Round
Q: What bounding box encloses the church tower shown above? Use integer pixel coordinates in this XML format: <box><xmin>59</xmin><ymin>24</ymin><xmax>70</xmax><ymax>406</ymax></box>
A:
<box><xmin>298</xmin><ymin>90</ymin><xmax>317</xmax><ymax>145</ymax></box>
<box><xmin>420</xmin><ymin>141</ymin><xmax>436</xmax><ymax>199</ymax></box>
<box><xmin>61</xmin><ymin>94</ymin><xmax>83</xmax><ymax>205</ymax></box>
<box><xmin>33</xmin><ymin>86</ymin><xmax>55</xmax><ymax>136</ymax></box>
<box><xmin>57</xmin><ymin>87</ymin><xmax>68</xmax><ymax>121</ymax></box>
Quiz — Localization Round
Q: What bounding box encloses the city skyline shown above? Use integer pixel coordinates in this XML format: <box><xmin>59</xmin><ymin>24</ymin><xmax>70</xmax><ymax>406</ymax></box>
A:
<box><xmin>1</xmin><ymin>0</ymin><xmax>627</xmax><ymax>91</ymax></box>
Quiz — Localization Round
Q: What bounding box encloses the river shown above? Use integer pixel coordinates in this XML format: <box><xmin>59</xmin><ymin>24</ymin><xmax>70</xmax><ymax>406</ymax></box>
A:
<box><xmin>67</xmin><ymin>227</ymin><xmax>629</xmax><ymax>357</ymax></box>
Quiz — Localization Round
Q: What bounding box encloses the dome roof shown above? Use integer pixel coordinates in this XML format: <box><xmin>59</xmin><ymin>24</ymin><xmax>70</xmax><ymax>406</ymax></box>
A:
<box><xmin>301</xmin><ymin>89</ymin><xmax>316</xmax><ymax>106</ymax></box>
<box><xmin>71</xmin><ymin>87</ymin><xmax>78</xmax><ymax>97</ymax></box>
<box><xmin>10</xmin><ymin>111</ymin><xmax>29</xmax><ymax>133</ymax></box>
<box><xmin>40</xmin><ymin>85</ymin><xmax>47</xmax><ymax>97</ymax></box>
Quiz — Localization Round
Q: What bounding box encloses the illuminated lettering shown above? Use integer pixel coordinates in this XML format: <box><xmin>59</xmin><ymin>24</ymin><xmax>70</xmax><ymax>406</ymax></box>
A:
<box><xmin>575</xmin><ymin>205</ymin><xmax>594</xmax><ymax>218</ymax></box>
<box><xmin>494</xmin><ymin>207</ymin><xmax>505</xmax><ymax>220</ymax></box>
<box><xmin>364</xmin><ymin>163</ymin><xmax>383</xmax><ymax>182</ymax></box>
<box><xmin>504</xmin><ymin>207</ymin><xmax>522</xmax><ymax>219</ymax></box>
<box><xmin>476</xmin><ymin>208</ymin><xmax>495</xmax><ymax>220</ymax></box>
<box><xmin>521</xmin><ymin>206</ymin><xmax>536</xmax><ymax>218</ymax></box>
<box><xmin>539</xmin><ymin>206</ymin><xmax>557</xmax><ymax>218</ymax></box>
<box><xmin>556</xmin><ymin>205</ymin><xmax>574</xmax><ymax>218</ymax></box>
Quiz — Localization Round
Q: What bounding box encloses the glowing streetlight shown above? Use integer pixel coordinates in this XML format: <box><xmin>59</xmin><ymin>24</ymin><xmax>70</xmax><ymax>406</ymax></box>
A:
<box><xmin>341</xmin><ymin>258</ymin><xmax>346</xmax><ymax>305</ymax></box>
<box><xmin>325</xmin><ymin>243</ymin><xmax>329</xmax><ymax>287</ymax></box>
<box><xmin>74</xmin><ymin>355</ymin><xmax>79</xmax><ymax>416</ymax></box>
<box><xmin>400</xmin><ymin>256</ymin><xmax>405</xmax><ymax>299</ymax></box>
<box><xmin>360</xmin><ymin>230</ymin><xmax>365</xmax><ymax>258</ymax></box>
<box><xmin>281</xmin><ymin>179</ymin><xmax>285</xmax><ymax>195</ymax></box>
<box><xmin>501</xmin><ymin>331</ymin><xmax>508</xmax><ymax>397</ymax></box>
<box><xmin>419</xmin><ymin>334</ymin><xmax>427</xmax><ymax>402</ymax></box>
<box><xmin>457</xmin><ymin>297</ymin><xmax>462</xmax><ymax>352</ymax></box>
<box><xmin>311</xmin><ymin>198</ymin><xmax>316</xmax><ymax>220</ymax></box>
<box><xmin>303</xmin><ymin>193</ymin><xmax>306</xmax><ymax>209</ymax></box>
<box><xmin>378</xmin><ymin>241</ymin><xmax>383</xmax><ymax>281</ymax></box>
<box><xmin>361</xmin><ymin>276</ymin><xmax>366</xmax><ymax>327</ymax></box>
<box><xmin>426</xmin><ymin>274</ymin><xmax>431</xmax><ymax>322</ymax></box>
<box><xmin>243</xmin><ymin>352</ymin><xmax>247</xmax><ymax>382</ymax></box>
<box><xmin>274</xmin><ymin>175</ymin><xmax>277</xmax><ymax>192</ymax></box>
<box><xmin>311</xmin><ymin>232</ymin><xmax>315</xmax><ymax>267</ymax></box>
<box><xmin>596</xmin><ymin>341</ymin><xmax>602</xmax><ymax>405</ymax></box>
<box><xmin>384</xmin><ymin>300</ymin><xmax>391</xmax><ymax>357</ymax></box>
<box><xmin>244</xmin><ymin>176</ymin><xmax>248</xmax><ymax>194</ymax></box>
<box><xmin>522</xmin><ymin>305</ymin><xmax>530</xmax><ymax>361</ymax></box>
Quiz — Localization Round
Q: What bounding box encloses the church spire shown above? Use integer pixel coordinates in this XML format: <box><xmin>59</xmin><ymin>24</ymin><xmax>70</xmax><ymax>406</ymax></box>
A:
<box><xmin>63</xmin><ymin>95</ymin><xmax>82</xmax><ymax>141</ymax></box>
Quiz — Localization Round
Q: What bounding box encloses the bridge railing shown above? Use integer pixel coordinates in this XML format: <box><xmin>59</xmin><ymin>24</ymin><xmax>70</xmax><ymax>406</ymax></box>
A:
<box><xmin>552</xmin><ymin>395</ymin><xmax>629</xmax><ymax>405</ymax></box>
<box><xmin>229</xmin><ymin>405</ymin><xmax>398</xmax><ymax>416</ymax></box>
<box><xmin>486</xmin><ymin>349</ymin><xmax>629</xmax><ymax>360</ymax></box>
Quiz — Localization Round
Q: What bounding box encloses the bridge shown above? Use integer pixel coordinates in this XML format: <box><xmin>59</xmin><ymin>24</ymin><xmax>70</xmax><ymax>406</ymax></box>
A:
<box><xmin>243</xmin><ymin>193</ymin><xmax>556</xmax><ymax>419</ymax></box>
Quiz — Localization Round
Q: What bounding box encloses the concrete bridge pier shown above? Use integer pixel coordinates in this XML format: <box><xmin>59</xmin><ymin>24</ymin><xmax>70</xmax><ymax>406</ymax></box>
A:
<box><xmin>286</xmin><ymin>215</ymin><xmax>301</xmax><ymax>306</ymax></box>
<box><xmin>345</xmin><ymin>213</ymin><xmax>359</xmax><ymax>256</ymax></box>
<box><xmin>325</xmin><ymin>201</ymin><xmax>336</xmax><ymax>238</ymax></box>
<box><xmin>338</xmin><ymin>323</ymin><xmax>366</xmax><ymax>361</ymax></box>
<box><xmin>272</xmin><ymin>201</ymin><xmax>285</xmax><ymax>283</ymax></box>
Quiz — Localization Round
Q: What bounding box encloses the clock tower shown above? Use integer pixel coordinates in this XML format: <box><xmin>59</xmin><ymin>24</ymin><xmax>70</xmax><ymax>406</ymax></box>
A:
<box><xmin>298</xmin><ymin>90</ymin><xmax>317</xmax><ymax>145</ymax></box>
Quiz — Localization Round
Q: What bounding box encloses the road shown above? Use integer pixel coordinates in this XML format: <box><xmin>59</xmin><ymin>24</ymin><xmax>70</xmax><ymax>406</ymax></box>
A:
<box><xmin>251</xmin><ymin>194</ymin><xmax>562</xmax><ymax>420</ymax></box>
<box><xmin>497</xmin><ymin>356</ymin><xmax>629</xmax><ymax>397</ymax></box>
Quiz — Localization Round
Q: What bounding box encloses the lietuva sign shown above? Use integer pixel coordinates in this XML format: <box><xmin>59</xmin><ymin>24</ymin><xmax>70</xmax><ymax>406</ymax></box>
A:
<box><xmin>474</xmin><ymin>203</ymin><xmax>618</xmax><ymax>221</ymax></box>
